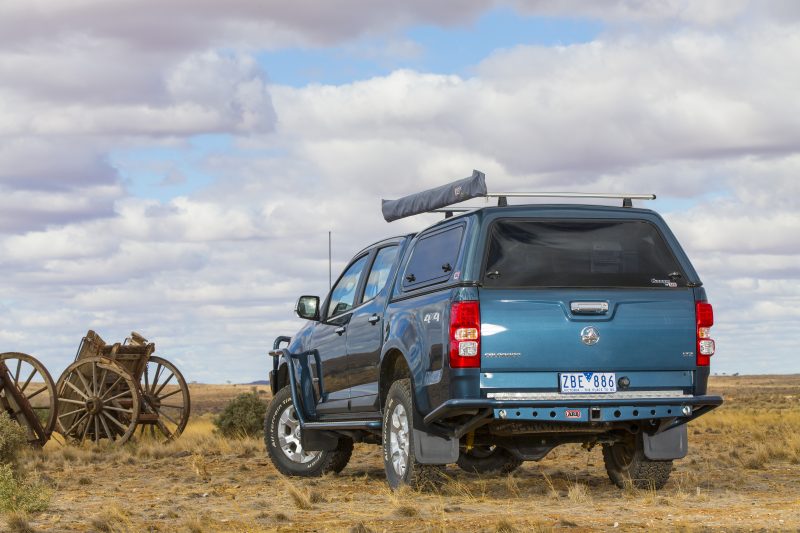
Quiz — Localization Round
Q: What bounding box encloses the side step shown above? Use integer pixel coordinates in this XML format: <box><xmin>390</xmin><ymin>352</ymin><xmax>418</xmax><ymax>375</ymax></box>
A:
<box><xmin>303</xmin><ymin>420</ymin><xmax>382</xmax><ymax>431</ymax></box>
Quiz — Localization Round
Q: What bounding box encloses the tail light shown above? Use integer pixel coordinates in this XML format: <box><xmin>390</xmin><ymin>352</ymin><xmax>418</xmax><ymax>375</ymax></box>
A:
<box><xmin>696</xmin><ymin>302</ymin><xmax>715</xmax><ymax>366</ymax></box>
<box><xmin>449</xmin><ymin>301</ymin><xmax>480</xmax><ymax>368</ymax></box>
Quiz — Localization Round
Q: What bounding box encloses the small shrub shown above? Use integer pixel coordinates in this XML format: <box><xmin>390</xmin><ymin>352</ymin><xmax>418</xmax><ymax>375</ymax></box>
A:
<box><xmin>0</xmin><ymin>413</ymin><xmax>27</xmax><ymax>465</ymax></box>
<box><xmin>213</xmin><ymin>393</ymin><xmax>266</xmax><ymax>438</ymax></box>
<box><xmin>0</xmin><ymin>464</ymin><xmax>51</xmax><ymax>513</ymax></box>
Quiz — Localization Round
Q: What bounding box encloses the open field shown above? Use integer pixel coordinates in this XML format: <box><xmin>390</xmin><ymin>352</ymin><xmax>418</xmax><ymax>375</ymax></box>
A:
<box><xmin>4</xmin><ymin>376</ymin><xmax>800</xmax><ymax>532</ymax></box>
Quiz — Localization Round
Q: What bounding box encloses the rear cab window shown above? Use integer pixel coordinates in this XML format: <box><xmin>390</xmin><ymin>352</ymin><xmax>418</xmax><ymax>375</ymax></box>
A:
<box><xmin>402</xmin><ymin>225</ymin><xmax>464</xmax><ymax>291</ymax></box>
<box><xmin>482</xmin><ymin>219</ymin><xmax>686</xmax><ymax>288</ymax></box>
<box><xmin>363</xmin><ymin>246</ymin><xmax>399</xmax><ymax>301</ymax></box>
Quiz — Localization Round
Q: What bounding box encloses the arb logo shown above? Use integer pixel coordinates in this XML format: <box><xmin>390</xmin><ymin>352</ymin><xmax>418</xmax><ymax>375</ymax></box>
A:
<box><xmin>565</xmin><ymin>409</ymin><xmax>582</xmax><ymax>419</ymax></box>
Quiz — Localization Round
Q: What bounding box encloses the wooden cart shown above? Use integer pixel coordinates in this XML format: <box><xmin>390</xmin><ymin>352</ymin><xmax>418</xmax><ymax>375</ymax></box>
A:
<box><xmin>0</xmin><ymin>352</ymin><xmax>57</xmax><ymax>447</ymax></box>
<box><xmin>56</xmin><ymin>331</ymin><xmax>190</xmax><ymax>445</ymax></box>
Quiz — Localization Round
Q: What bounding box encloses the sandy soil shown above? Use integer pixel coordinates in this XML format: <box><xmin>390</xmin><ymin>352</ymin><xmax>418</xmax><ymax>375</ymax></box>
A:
<box><xmin>5</xmin><ymin>376</ymin><xmax>800</xmax><ymax>532</ymax></box>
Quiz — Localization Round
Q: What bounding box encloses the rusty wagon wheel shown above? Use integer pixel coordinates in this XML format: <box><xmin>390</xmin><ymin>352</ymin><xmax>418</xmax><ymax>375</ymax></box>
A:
<box><xmin>0</xmin><ymin>352</ymin><xmax>58</xmax><ymax>445</ymax></box>
<box><xmin>56</xmin><ymin>357</ymin><xmax>140</xmax><ymax>445</ymax></box>
<box><xmin>139</xmin><ymin>356</ymin><xmax>190</xmax><ymax>441</ymax></box>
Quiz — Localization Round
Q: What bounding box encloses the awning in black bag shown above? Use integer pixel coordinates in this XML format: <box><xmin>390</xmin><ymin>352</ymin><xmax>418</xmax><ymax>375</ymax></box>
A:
<box><xmin>381</xmin><ymin>170</ymin><xmax>487</xmax><ymax>222</ymax></box>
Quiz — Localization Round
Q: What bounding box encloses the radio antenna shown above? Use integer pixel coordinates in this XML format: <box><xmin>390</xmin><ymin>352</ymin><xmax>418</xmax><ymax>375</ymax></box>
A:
<box><xmin>328</xmin><ymin>231</ymin><xmax>332</xmax><ymax>290</ymax></box>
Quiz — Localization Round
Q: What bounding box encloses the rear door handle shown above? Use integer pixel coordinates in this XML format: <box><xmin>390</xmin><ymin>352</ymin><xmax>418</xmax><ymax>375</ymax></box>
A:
<box><xmin>335</xmin><ymin>326</ymin><xmax>346</xmax><ymax>336</ymax></box>
<box><xmin>570</xmin><ymin>301</ymin><xmax>609</xmax><ymax>314</ymax></box>
<box><xmin>367</xmin><ymin>314</ymin><xmax>381</xmax><ymax>325</ymax></box>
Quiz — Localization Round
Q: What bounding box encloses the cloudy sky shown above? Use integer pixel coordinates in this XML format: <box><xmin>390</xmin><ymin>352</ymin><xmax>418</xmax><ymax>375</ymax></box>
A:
<box><xmin>1</xmin><ymin>0</ymin><xmax>798</xmax><ymax>382</ymax></box>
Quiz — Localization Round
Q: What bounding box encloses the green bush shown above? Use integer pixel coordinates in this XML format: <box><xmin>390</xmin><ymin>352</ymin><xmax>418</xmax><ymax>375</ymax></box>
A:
<box><xmin>0</xmin><ymin>412</ymin><xmax>27</xmax><ymax>466</ymax></box>
<box><xmin>0</xmin><ymin>463</ymin><xmax>51</xmax><ymax>513</ymax></box>
<box><xmin>213</xmin><ymin>392</ymin><xmax>267</xmax><ymax>438</ymax></box>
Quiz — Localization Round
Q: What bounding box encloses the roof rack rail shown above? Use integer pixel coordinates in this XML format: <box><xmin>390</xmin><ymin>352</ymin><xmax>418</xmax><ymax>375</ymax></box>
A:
<box><xmin>487</xmin><ymin>192</ymin><xmax>656</xmax><ymax>209</ymax></box>
<box><xmin>381</xmin><ymin>170</ymin><xmax>656</xmax><ymax>221</ymax></box>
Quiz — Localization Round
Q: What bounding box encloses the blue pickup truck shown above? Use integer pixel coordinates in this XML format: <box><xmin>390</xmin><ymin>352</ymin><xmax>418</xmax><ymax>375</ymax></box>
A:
<box><xmin>265</xmin><ymin>172</ymin><xmax>722</xmax><ymax>490</ymax></box>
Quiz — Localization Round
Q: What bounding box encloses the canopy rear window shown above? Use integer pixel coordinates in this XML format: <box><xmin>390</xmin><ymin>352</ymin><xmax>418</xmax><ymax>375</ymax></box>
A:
<box><xmin>483</xmin><ymin>220</ymin><xmax>686</xmax><ymax>288</ymax></box>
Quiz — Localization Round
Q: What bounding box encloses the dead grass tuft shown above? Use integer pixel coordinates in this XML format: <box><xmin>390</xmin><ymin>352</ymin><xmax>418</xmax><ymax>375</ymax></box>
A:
<box><xmin>286</xmin><ymin>483</ymin><xmax>313</xmax><ymax>510</ymax></box>
<box><xmin>4</xmin><ymin>512</ymin><xmax>35</xmax><ymax>533</ymax></box>
<box><xmin>191</xmin><ymin>454</ymin><xmax>210</xmax><ymax>481</ymax></box>
<box><xmin>90</xmin><ymin>504</ymin><xmax>134</xmax><ymax>533</ymax></box>
<box><xmin>495</xmin><ymin>518</ymin><xmax>517</xmax><ymax>532</ymax></box>
<box><xmin>394</xmin><ymin>504</ymin><xmax>419</xmax><ymax>517</ymax></box>
<box><xmin>180</xmin><ymin>518</ymin><xmax>205</xmax><ymax>533</ymax></box>
<box><xmin>566</xmin><ymin>481</ymin><xmax>592</xmax><ymax>504</ymax></box>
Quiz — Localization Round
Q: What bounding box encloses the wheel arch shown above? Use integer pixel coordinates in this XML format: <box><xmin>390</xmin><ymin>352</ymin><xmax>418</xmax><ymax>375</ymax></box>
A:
<box><xmin>379</xmin><ymin>348</ymin><xmax>412</xmax><ymax>410</ymax></box>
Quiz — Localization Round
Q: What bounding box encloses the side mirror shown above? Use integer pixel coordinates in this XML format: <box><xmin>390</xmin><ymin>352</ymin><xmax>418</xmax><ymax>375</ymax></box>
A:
<box><xmin>295</xmin><ymin>295</ymin><xmax>320</xmax><ymax>321</ymax></box>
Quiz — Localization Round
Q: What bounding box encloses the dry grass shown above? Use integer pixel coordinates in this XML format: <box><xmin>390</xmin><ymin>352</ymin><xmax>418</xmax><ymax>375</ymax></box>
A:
<box><xmin>2</xmin><ymin>376</ymin><xmax>799</xmax><ymax>531</ymax></box>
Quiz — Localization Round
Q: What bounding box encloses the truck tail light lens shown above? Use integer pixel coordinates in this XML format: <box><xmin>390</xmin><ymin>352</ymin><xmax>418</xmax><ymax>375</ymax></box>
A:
<box><xmin>696</xmin><ymin>302</ymin><xmax>715</xmax><ymax>366</ymax></box>
<box><xmin>450</xmin><ymin>301</ymin><xmax>480</xmax><ymax>368</ymax></box>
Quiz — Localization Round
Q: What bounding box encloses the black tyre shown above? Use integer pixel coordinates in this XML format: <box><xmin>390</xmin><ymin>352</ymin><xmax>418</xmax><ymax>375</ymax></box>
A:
<box><xmin>265</xmin><ymin>387</ymin><xmax>353</xmax><ymax>477</ymax></box>
<box><xmin>456</xmin><ymin>445</ymin><xmax>523</xmax><ymax>475</ymax></box>
<box><xmin>602</xmin><ymin>433</ymin><xmax>672</xmax><ymax>489</ymax></box>
<box><xmin>382</xmin><ymin>378</ymin><xmax>443</xmax><ymax>490</ymax></box>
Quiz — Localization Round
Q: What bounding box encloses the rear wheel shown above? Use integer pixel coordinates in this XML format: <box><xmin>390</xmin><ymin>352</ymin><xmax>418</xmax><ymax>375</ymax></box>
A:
<box><xmin>457</xmin><ymin>445</ymin><xmax>523</xmax><ymax>475</ymax></box>
<box><xmin>382</xmin><ymin>378</ymin><xmax>443</xmax><ymax>490</ymax></box>
<box><xmin>264</xmin><ymin>387</ymin><xmax>352</xmax><ymax>477</ymax></box>
<box><xmin>603</xmin><ymin>433</ymin><xmax>672</xmax><ymax>489</ymax></box>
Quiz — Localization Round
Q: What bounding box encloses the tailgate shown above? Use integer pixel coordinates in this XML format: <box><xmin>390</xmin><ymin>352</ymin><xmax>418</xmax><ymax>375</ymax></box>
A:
<box><xmin>479</xmin><ymin>288</ymin><xmax>696</xmax><ymax>373</ymax></box>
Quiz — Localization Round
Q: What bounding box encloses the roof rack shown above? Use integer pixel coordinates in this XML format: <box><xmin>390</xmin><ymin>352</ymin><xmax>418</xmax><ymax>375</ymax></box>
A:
<box><xmin>381</xmin><ymin>170</ymin><xmax>656</xmax><ymax>222</ymax></box>
<box><xmin>487</xmin><ymin>192</ymin><xmax>656</xmax><ymax>209</ymax></box>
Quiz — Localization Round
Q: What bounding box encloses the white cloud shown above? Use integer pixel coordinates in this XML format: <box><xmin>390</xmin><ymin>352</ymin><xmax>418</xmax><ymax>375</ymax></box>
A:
<box><xmin>0</xmin><ymin>1</ymin><xmax>798</xmax><ymax>380</ymax></box>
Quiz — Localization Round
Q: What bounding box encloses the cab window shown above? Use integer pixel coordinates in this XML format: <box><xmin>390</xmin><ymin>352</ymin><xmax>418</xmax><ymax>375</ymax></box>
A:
<box><xmin>327</xmin><ymin>255</ymin><xmax>369</xmax><ymax>318</ymax></box>
<box><xmin>363</xmin><ymin>246</ymin><xmax>399</xmax><ymax>301</ymax></box>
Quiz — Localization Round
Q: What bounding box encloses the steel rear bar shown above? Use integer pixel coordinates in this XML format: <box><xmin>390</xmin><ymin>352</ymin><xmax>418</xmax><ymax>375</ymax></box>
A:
<box><xmin>424</xmin><ymin>395</ymin><xmax>723</xmax><ymax>435</ymax></box>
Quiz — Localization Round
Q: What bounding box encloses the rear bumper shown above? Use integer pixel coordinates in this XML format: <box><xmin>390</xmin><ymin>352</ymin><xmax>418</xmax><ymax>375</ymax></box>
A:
<box><xmin>423</xmin><ymin>394</ymin><xmax>723</xmax><ymax>437</ymax></box>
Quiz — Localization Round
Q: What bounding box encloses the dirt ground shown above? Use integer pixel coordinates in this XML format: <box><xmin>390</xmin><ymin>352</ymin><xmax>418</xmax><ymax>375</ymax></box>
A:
<box><xmin>6</xmin><ymin>376</ymin><xmax>800</xmax><ymax>532</ymax></box>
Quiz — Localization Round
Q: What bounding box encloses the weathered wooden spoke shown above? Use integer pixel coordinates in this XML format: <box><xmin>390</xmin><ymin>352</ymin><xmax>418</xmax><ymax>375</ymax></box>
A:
<box><xmin>20</xmin><ymin>368</ymin><xmax>37</xmax><ymax>393</ymax></box>
<box><xmin>104</xmin><ymin>405</ymin><xmax>133</xmax><ymax>414</ymax></box>
<box><xmin>80</xmin><ymin>415</ymin><xmax>91</xmax><ymax>444</ymax></box>
<box><xmin>99</xmin><ymin>412</ymin><xmax>114</xmax><ymax>441</ymax></box>
<box><xmin>0</xmin><ymin>352</ymin><xmax>58</xmax><ymax>444</ymax></box>
<box><xmin>158</xmin><ymin>388</ymin><xmax>182</xmax><ymax>400</ymax></box>
<box><xmin>14</xmin><ymin>359</ymin><xmax>22</xmax><ymax>386</ymax></box>
<box><xmin>139</xmin><ymin>356</ymin><xmax>191</xmax><ymax>442</ymax></box>
<box><xmin>26</xmin><ymin>386</ymin><xmax>49</xmax><ymax>400</ymax></box>
<box><xmin>154</xmin><ymin>373</ymin><xmax>174</xmax><ymax>396</ymax></box>
<box><xmin>58</xmin><ymin>397</ymin><xmax>86</xmax><ymax>406</ymax></box>
<box><xmin>63</xmin><ymin>379</ymin><xmax>90</xmax><ymax>400</ymax></box>
<box><xmin>64</xmin><ymin>411</ymin><xmax>89</xmax><ymax>437</ymax></box>
<box><xmin>101</xmin><ymin>376</ymin><xmax>124</xmax><ymax>400</ymax></box>
<box><xmin>103</xmin><ymin>411</ymin><xmax>129</xmax><ymax>432</ymax></box>
<box><xmin>58</xmin><ymin>407</ymin><xmax>86</xmax><ymax>419</ymax></box>
<box><xmin>56</xmin><ymin>357</ymin><xmax>140</xmax><ymax>445</ymax></box>
<box><xmin>105</xmin><ymin>390</ymin><xmax>133</xmax><ymax>403</ymax></box>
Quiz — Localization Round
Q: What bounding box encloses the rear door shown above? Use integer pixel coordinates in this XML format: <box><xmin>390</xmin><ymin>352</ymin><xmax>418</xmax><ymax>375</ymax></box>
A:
<box><xmin>478</xmin><ymin>219</ymin><xmax>696</xmax><ymax>377</ymax></box>
<box><xmin>347</xmin><ymin>245</ymin><xmax>400</xmax><ymax>411</ymax></box>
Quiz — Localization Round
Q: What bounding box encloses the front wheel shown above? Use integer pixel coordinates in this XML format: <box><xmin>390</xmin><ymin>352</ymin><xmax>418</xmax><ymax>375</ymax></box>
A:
<box><xmin>602</xmin><ymin>433</ymin><xmax>673</xmax><ymax>489</ymax></box>
<box><xmin>457</xmin><ymin>445</ymin><xmax>523</xmax><ymax>475</ymax></box>
<box><xmin>264</xmin><ymin>387</ymin><xmax>352</xmax><ymax>477</ymax></box>
<box><xmin>382</xmin><ymin>378</ymin><xmax>443</xmax><ymax>490</ymax></box>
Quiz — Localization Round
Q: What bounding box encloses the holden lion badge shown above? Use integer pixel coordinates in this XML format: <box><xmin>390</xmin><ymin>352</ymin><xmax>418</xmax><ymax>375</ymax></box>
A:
<box><xmin>580</xmin><ymin>326</ymin><xmax>600</xmax><ymax>346</ymax></box>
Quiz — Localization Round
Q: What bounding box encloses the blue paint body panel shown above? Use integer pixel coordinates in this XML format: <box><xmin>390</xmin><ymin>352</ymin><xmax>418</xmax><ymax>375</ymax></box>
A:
<box><xmin>271</xmin><ymin>203</ymin><xmax>722</xmax><ymax>461</ymax></box>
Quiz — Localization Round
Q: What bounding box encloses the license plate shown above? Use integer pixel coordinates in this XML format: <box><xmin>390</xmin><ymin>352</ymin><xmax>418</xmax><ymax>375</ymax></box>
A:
<box><xmin>560</xmin><ymin>372</ymin><xmax>617</xmax><ymax>393</ymax></box>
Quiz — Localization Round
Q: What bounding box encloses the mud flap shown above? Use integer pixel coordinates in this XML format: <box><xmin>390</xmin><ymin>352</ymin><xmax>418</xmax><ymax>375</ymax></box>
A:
<box><xmin>301</xmin><ymin>430</ymin><xmax>340</xmax><ymax>452</ymax></box>
<box><xmin>643</xmin><ymin>423</ymin><xmax>688</xmax><ymax>460</ymax></box>
<box><xmin>413</xmin><ymin>429</ymin><xmax>459</xmax><ymax>464</ymax></box>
